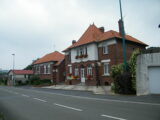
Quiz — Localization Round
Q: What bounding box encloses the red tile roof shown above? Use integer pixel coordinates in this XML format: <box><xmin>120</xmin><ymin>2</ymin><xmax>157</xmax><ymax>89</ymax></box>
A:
<box><xmin>12</xmin><ymin>70</ymin><xmax>33</xmax><ymax>75</ymax></box>
<box><xmin>63</xmin><ymin>24</ymin><xmax>147</xmax><ymax>51</ymax></box>
<box><xmin>33</xmin><ymin>51</ymin><xmax>64</xmax><ymax>64</ymax></box>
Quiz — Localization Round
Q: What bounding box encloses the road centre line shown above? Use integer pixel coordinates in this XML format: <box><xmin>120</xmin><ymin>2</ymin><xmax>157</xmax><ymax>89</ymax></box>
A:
<box><xmin>12</xmin><ymin>87</ymin><xmax>160</xmax><ymax>106</ymax></box>
<box><xmin>54</xmin><ymin>103</ymin><xmax>82</xmax><ymax>111</ymax></box>
<box><xmin>101</xmin><ymin>114</ymin><xmax>127</xmax><ymax>120</ymax></box>
<box><xmin>33</xmin><ymin>98</ymin><xmax>47</xmax><ymax>102</ymax></box>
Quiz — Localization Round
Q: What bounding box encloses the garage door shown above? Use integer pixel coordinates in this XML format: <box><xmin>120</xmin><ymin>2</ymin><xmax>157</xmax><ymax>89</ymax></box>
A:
<box><xmin>148</xmin><ymin>67</ymin><xmax>160</xmax><ymax>94</ymax></box>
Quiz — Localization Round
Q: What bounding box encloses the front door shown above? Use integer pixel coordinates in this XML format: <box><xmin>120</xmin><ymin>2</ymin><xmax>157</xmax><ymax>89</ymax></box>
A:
<box><xmin>81</xmin><ymin>68</ymin><xmax>85</xmax><ymax>83</ymax></box>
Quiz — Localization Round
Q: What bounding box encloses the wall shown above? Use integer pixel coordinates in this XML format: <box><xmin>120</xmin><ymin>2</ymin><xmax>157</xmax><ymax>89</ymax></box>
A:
<box><xmin>136</xmin><ymin>53</ymin><xmax>160</xmax><ymax>96</ymax></box>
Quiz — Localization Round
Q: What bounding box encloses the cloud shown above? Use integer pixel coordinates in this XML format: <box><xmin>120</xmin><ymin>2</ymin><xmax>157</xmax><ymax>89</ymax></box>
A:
<box><xmin>0</xmin><ymin>0</ymin><xmax>160</xmax><ymax>70</ymax></box>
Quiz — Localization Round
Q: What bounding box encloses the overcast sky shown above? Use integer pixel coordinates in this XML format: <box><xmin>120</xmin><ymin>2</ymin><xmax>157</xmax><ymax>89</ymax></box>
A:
<box><xmin>0</xmin><ymin>0</ymin><xmax>160</xmax><ymax>70</ymax></box>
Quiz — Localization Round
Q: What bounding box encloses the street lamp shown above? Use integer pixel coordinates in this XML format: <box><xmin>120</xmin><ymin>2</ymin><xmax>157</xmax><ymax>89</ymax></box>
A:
<box><xmin>119</xmin><ymin>0</ymin><xmax>127</xmax><ymax>71</ymax></box>
<box><xmin>12</xmin><ymin>54</ymin><xmax>15</xmax><ymax>86</ymax></box>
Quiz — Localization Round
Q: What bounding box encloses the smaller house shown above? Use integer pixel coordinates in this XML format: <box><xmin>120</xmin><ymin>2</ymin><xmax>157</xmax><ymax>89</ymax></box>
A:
<box><xmin>8</xmin><ymin>70</ymin><xmax>33</xmax><ymax>85</ymax></box>
<box><xmin>32</xmin><ymin>51</ymin><xmax>65</xmax><ymax>84</ymax></box>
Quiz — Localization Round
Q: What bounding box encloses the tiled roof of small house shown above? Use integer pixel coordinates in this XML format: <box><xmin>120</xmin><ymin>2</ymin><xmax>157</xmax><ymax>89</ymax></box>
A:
<box><xmin>63</xmin><ymin>24</ymin><xmax>147</xmax><ymax>52</ymax></box>
<box><xmin>33</xmin><ymin>51</ymin><xmax>64</xmax><ymax>65</ymax></box>
<box><xmin>12</xmin><ymin>70</ymin><xmax>33</xmax><ymax>75</ymax></box>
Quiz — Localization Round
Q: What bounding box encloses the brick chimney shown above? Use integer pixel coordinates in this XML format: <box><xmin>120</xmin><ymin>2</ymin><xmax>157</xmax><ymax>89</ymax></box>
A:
<box><xmin>72</xmin><ymin>40</ymin><xmax>76</xmax><ymax>44</ymax></box>
<box><xmin>99</xmin><ymin>27</ymin><xmax>105</xmax><ymax>32</ymax></box>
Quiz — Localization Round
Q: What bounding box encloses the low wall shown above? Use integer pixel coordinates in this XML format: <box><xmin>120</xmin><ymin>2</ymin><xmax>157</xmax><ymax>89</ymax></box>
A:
<box><xmin>136</xmin><ymin>53</ymin><xmax>160</xmax><ymax>95</ymax></box>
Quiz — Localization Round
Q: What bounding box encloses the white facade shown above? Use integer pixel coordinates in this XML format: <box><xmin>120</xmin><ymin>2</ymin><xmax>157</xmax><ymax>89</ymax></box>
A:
<box><xmin>98</xmin><ymin>38</ymin><xmax>116</xmax><ymax>47</ymax></box>
<box><xmin>8</xmin><ymin>71</ymin><xmax>32</xmax><ymax>85</ymax></box>
<box><xmin>71</xmin><ymin>43</ymin><xmax>98</xmax><ymax>63</ymax></box>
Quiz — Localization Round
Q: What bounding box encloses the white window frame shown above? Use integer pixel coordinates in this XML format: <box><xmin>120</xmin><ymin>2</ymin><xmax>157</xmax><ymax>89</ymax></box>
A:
<box><xmin>37</xmin><ymin>66</ymin><xmax>40</xmax><ymax>74</ymax></box>
<box><xmin>87</xmin><ymin>66</ymin><xmax>92</xmax><ymax>75</ymax></box>
<box><xmin>69</xmin><ymin>66</ymin><xmax>72</xmax><ymax>74</ymax></box>
<box><xmin>75</xmin><ymin>67</ymin><xmax>79</xmax><ymax>76</ymax></box>
<box><xmin>103</xmin><ymin>63</ymin><xmax>110</xmax><ymax>76</ymax></box>
<box><xmin>47</xmin><ymin>64</ymin><xmax>51</xmax><ymax>74</ymax></box>
<box><xmin>44</xmin><ymin>65</ymin><xmax>46</xmax><ymax>74</ymax></box>
<box><xmin>103</xmin><ymin>45</ymin><xmax>108</xmax><ymax>54</ymax></box>
<box><xmin>80</xmin><ymin>48</ymin><xmax>84</xmax><ymax>55</ymax></box>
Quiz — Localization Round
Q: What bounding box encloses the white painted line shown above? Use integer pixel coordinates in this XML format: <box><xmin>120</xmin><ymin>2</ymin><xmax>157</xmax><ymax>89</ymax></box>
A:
<box><xmin>12</xmin><ymin>87</ymin><xmax>160</xmax><ymax>106</ymax></box>
<box><xmin>33</xmin><ymin>98</ymin><xmax>47</xmax><ymax>102</ymax></box>
<box><xmin>22</xmin><ymin>94</ymin><xmax>29</xmax><ymax>97</ymax></box>
<box><xmin>101</xmin><ymin>114</ymin><xmax>127</xmax><ymax>120</ymax></box>
<box><xmin>54</xmin><ymin>103</ymin><xmax>82</xmax><ymax>111</ymax></box>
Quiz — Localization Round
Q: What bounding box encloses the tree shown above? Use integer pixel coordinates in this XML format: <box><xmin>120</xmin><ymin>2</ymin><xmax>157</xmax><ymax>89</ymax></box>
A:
<box><xmin>24</xmin><ymin>64</ymin><xmax>33</xmax><ymax>70</ymax></box>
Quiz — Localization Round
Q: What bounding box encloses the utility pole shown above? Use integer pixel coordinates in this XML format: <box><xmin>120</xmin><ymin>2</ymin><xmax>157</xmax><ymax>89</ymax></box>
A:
<box><xmin>12</xmin><ymin>54</ymin><xmax>15</xmax><ymax>86</ymax></box>
<box><xmin>119</xmin><ymin>0</ymin><xmax>127</xmax><ymax>71</ymax></box>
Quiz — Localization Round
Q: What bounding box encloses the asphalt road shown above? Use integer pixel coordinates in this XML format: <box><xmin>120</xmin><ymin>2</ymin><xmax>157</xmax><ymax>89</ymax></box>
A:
<box><xmin>0</xmin><ymin>86</ymin><xmax>160</xmax><ymax>120</ymax></box>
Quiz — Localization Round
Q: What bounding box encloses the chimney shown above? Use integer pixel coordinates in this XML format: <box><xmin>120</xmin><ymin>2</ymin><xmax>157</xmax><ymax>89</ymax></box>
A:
<box><xmin>72</xmin><ymin>40</ymin><xmax>76</xmax><ymax>44</ymax></box>
<box><xmin>118</xmin><ymin>19</ymin><xmax>123</xmax><ymax>35</ymax></box>
<box><xmin>99</xmin><ymin>27</ymin><xmax>105</xmax><ymax>32</ymax></box>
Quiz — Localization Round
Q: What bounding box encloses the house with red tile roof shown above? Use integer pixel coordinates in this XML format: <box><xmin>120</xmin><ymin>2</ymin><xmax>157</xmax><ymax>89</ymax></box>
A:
<box><xmin>63</xmin><ymin>23</ymin><xmax>147</xmax><ymax>86</ymax></box>
<box><xmin>8</xmin><ymin>70</ymin><xmax>33</xmax><ymax>85</ymax></box>
<box><xmin>32</xmin><ymin>51</ymin><xmax>65</xmax><ymax>84</ymax></box>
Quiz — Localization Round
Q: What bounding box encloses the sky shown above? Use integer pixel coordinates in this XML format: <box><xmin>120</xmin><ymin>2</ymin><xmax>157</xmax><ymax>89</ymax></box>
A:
<box><xmin>0</xmin><ymin>0</ymin><xmax>160</xmax><ymax>70</ymax></box>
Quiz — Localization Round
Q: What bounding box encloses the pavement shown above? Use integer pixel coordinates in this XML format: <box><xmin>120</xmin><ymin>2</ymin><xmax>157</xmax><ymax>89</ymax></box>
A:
<box><xmin>42</xmin><ymin>85</ymin><xmax>113</xmax><ymax>95</ymax></box>
<box><xmin>0</xmin><ymin>86</ymin><xmax>160</xmax><ymax>120</ymax></box>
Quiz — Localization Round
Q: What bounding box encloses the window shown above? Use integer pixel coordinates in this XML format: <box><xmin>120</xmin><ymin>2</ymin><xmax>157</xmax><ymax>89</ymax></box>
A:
<box><xmin>103</xmin><ymin>45</ymin><xmax>108</xmax><ymax>54</ymax></box>
<box><xmin>68</xmin><ymin>51</ymin><xmax>71</xmax><ymax>61</ymax></box>
<box><xmin>80</xmin><ymin>48</ymin><xmax>84</xmax><ymax>55</ymax></box>
<box><xmin>69</xmin><ymin>66</ymin><xmax>72</xmax><ymax>74</ymax></box>
<box><xmin>77</xmin><ymin>49</ymin><xmax>79</xmax><ymax>56</ymax></box>
<box><xmin>44</xmin><ymin>65</ymin><xmax>46</xmax><ymax>74</ymax></box>
<box><xmin>47</xmin><ymin>65</ymin><xmax>51</xmax><ymax>74</ymax></box>
<box><xmin>85</xmin><ymin>47</ymin><xmax>87</xmax><ymax>55</ymax></box>
<box><xmin>87</xmin><ymin>65</ymin><xmax>92</xmax><ymax>75</ymax></box>
<box><xmin>75</xmin><ymin>67</ymin><xmax>79</xmax><ymax>76</ymax></box>
<box><xmin>36</xmin><ymin>66</ymin><xmax>40</xmax><ymax>74</ymax></box>
<box><xmin>45</xmin><ymin>64</ymin><xmax>51</xmax><ymax>74</ymax></box>
<box><xmin>103</xmin><ymin>63</ymin><xmax>109</xmax><ymax>76</ymax></box>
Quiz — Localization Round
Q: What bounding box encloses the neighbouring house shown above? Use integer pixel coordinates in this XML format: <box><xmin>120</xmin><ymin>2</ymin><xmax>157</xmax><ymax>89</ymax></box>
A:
<box><xmin>32</xmin><ymin>51</ymin><xmax>65</xmax><ymax>84</ymax></box>
<box><xmin>8</xmin><ymin>70</ymin><xmax>33</xmax><ymax>85</ymax></box>
<box><xmin>136</xmin><ymin>47</ymin><xmax>160</xmax><ymax>95</ymax></box>
<box><xmin>63</xmin><ymin>23</ymin><xmax>147</xmax><ymax>86</ymax></box>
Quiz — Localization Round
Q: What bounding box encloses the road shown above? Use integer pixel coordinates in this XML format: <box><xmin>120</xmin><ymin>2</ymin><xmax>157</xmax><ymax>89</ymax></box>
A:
<box><xmin>0</xmin><ymin>86</ymin><xmax>160</xmax><ymax>120</ymax></box>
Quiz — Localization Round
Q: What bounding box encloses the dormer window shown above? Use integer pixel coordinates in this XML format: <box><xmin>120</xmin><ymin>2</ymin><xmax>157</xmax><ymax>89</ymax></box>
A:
<box><xmin>103</xmin><ymin>45</ymin><xmax>108</xmax><ymax>54</ymax></box>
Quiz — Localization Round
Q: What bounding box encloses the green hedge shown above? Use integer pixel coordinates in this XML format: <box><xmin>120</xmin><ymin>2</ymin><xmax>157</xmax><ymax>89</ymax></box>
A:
<box><xmin>29</xmin><ymin>75</ymin><xmax>52</xmax><ymax>85</ymax></box>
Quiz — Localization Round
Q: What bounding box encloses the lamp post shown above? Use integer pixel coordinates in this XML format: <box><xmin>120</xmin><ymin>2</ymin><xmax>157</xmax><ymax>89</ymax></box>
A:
<box><xmin>119</xmin><ymin>0</ymin><xmax>127</xmax><ymax>71</ymax></box>
<box><xmin>12</xmin><ymin>54</ymin><xmax>15</xmax><ymax>86</ymax></box>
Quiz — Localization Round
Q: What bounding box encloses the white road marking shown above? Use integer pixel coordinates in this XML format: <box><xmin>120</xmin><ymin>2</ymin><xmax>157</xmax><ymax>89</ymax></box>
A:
<box><xmin>54</xmin><ymin>103</ymin><xmax>82</xmax><ymax>111</ymax></box>
<box><xmin>101</xmin><ymin>114</ymin><xmax>127</xmax><ymax>120</ymax></box>
<box><xmin>22</xmin><ymin>94</ymin><xmax>29</xmax><ymax>97</ymax></box>
<box><xmin>33</xmin><ymin>98</ymin><xmax>47</xmax><ymax>102</ymax></box>
<box><xmin>11</xmin><ymin>87</ymin><xmax>160</xmax><ymax>106</ymax></box>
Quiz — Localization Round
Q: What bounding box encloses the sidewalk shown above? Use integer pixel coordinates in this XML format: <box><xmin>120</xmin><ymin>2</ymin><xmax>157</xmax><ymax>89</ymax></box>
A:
<box><xmin>42</xmin><ymin>85</ymin><xmax>113</xmax><ymax>95</ymax></box>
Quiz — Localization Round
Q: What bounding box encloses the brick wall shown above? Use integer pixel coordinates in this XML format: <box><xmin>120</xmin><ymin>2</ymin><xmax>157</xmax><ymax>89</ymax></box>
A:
<box><xmin>98</xmin><ymin>39</ymin><xmax>146</xmax><ymax>85</ymax></box>
<box><xmin>65</xmin><ymin>60</ymin><xmax>99</xmax><ymax>85</ymax></box>
<box><xmin>56</xmin><ymin>60</ymin><xmax>65</xmax><ymax>83</ymax></box>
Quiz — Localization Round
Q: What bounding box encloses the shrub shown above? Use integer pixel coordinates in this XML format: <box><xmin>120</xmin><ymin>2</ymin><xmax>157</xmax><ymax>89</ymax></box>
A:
<box><xmin>29</xmin><ymin>75</ymin><xmax>40</xmax><ymax>85</ymax></box>
<box><xmin>128</xmin><ymin>49</ymin><xmax>140</xmax><ymax>92</ymax></box>
<box><xmin>111</xmin><ymin>50</ymin><xmax>139</xmax><ymax>94</ymax></box>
